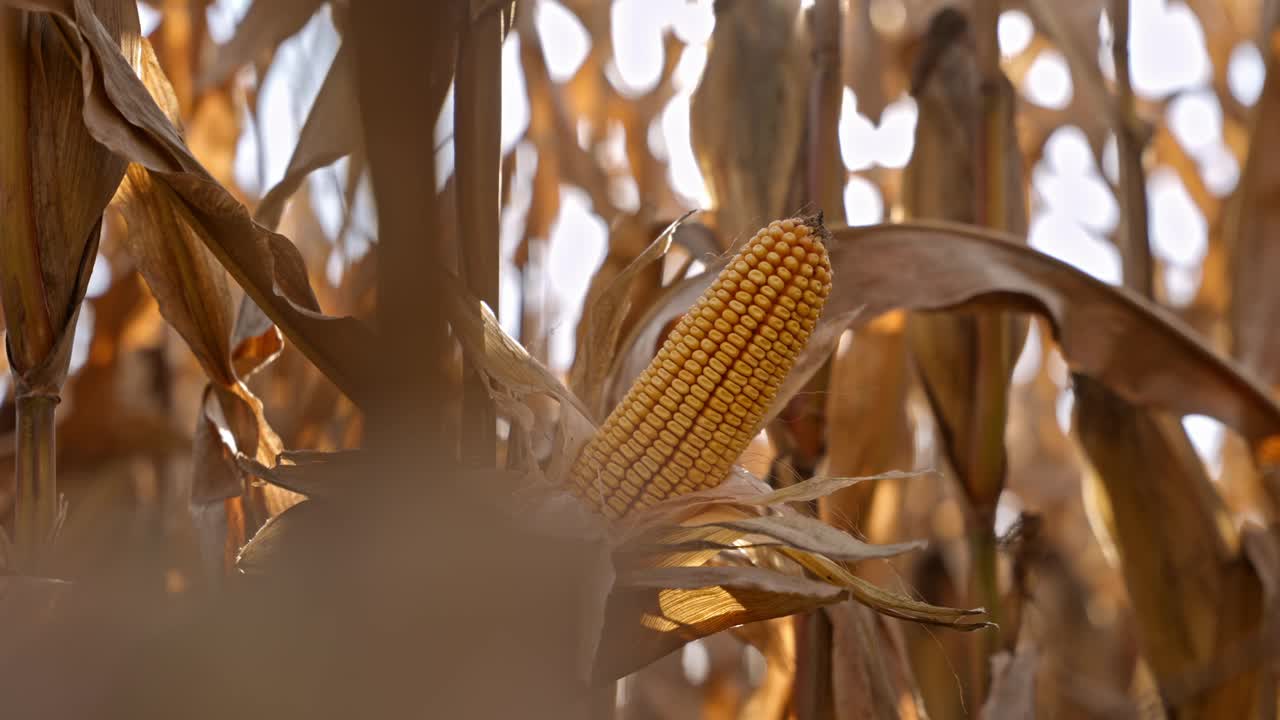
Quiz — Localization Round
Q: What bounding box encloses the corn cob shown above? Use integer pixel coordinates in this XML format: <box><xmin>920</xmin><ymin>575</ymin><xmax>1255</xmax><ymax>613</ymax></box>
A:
<box><xmin>570</xmin><ymin>215</ymin><xmax>832</xmax><ymax>519</ymax></box>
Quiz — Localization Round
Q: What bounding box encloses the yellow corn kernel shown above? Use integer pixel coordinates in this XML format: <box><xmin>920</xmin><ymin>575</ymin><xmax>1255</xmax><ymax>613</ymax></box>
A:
<box><xmin>568</xmin><ymin>215</ymin><xmax>832</xmax><ymax>518</ymax></box>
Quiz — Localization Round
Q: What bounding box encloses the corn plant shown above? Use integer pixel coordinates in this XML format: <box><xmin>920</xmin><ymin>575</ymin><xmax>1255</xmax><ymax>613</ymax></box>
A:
<box><xmin>1</xmin><ymin>1</ymin><xmax>1280</xmax><ymax>719</ymax></box>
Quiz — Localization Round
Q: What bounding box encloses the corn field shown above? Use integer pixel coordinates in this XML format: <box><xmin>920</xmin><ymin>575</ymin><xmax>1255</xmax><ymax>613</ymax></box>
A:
<box><xmin>1</xmin><ymin>0</ymin><xmax>1279</xmax><ymax>717</ymax></box>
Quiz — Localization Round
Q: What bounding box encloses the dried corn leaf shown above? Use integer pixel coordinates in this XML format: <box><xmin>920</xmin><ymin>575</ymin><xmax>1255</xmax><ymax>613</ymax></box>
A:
<box><xmin>570</xmin><ymin>212</ymin><xmax>692</xmax><ymax>421</ymax></box>
<box><xmin>254</xmin><ymin>42</ymin><xmax>357</xmax><ymax>231</ymax></box>
<box><xmin>827</xmin><ymin>599</ymin><xmax>925</xmax><ymax>720</ymax></box>
<box><xmin>116</xmin><ymin>165</ymin><xmax>236</xmax><ymax>384</ymax></box>
<box><xmin>785</xmin><ymin>548</ymin><xmax>991</xmax><ymax>630</ymax></box>
<box><xmin>233</xmin><ymin>497</ymin><xmax>317</xmax><ymax>576</ymax></box>
<box><xmin>595</xmin><ymin>565</ymin><xmax>847</xmax><ymax>682</ymax></box>
<box><xmin>819</xmin><ymin>311</ymin><xmax>910</xmax><ymax>530</ymax></box>
<box><xmin>439</xmin><ymin>267</ymin><xmax>592</xmax><ymax>425</ymax></box>
<box><xmin>27</xmin><ymin>2</ymin><xmax>137</xmax><ymax>334</ymax></box>
<box><xmin>1074</xmin><ymin>374</ymin><xmax>1263</xmax><ymax>716</ymax></box>
<box><xmin>112</xmin><ymin>37</ymin><xmax>299</xmax><ymax>549</ymax></box>
<box><xmin>980</xmin><ymin>648</ymin><xmax>1038</xmax><ymax>720</ymax></box>
<box><xmin>198</xmin><ymin>0</ymin><xmax>325</xmax><ymax>90</ymax></box>
<box><xmin>744</xmin><ymin>470</ymin><xmax>928</xmax><ymax>507</ymax></box>
<box><xmin>620</xmin><ymin>503</ymin><xmax>925</xmax><ymax>565</ymax></box>
<box><xmin>230</xmin><ymin>296</ymin><xmax>283</xmax><ymax>379</ymax></box>
<box><xmin>236</xmin><ymin>450</ymin><xmax>364</xmax><ymax>500</ymax></box>
<box><xmin>0</xmin><ymin>0</ymin><xmax>138</xmax><ymax>391</ymax></box>
<box><xmin>612</xmin><ymin>468</ymin><xmax>923</xmax><ymax>538</ymax></box>
<box><xmin>692</xmin><ymin>515</ymin><xmax>925</xmax><ymax>563</ymax></box>
<box><xmin>13</xmin><ymin>0</ymin><xmax>377</xmax><ymax>407</ymax></box>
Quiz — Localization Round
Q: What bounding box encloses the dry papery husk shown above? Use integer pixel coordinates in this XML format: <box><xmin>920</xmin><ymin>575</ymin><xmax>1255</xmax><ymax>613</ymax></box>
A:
<box><xmin>405</xmin><ymin>258</ymin><xmax>989</xmax><ymax>683</ymax></box>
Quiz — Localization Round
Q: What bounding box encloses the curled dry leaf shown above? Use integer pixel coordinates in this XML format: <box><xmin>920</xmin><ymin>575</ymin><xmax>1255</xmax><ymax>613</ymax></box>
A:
<box><xmin>233</xmin><ymin>497</ymin><xmax>317</xmax><ymax>576</ymax></box>
<box><xmin>236</xmin><ymin>449</ymin><xmax>365</xmax><ymax>500</ymax></box>
<box><xmin>117</xmin><ymin>164</ymin><xmax>236</xmax><ymax>385</ymax></box>
<box><xmin>230</xmin><ymin>296</ymin><xmax>284</xmax><ymax>380</ymax></box>
<box><xmin>741</xmin><ymin>470</ymin><xmax>929</xmax><ymax>507</ymax></box>
<box><xmin>438</xmin><ymin>267</ymin><xmax>593</xmax><ymax>430</ymax></box>
<box><xmin>784</xmin><ymin>547</ymin><xmax>990</xmax><ymax>630</ymax></box>
<box><xmin>827</xmin><ymin>599</ymin><xmax>928</xmax><ymax>720</ymax></box>
<box><xmin>570</xmin><ymin>212</ymin><xmax>694</xmax><ymax>421</ymax></box>
<box><xmin>254</xmin><ymin>42</ymin><xmax>358</xmax><ymax>232</ymax></box>
<box><xmin>980</xmin><ymin>648</ymin><xmax>1039</xmax><ymax>720</ymax></box>
<box><xmin>597</xmin><ymin>467</ymin><xmax>986</xmax><ymax>682</ymax></box>
<box><xmin>693</xmin><ymin>514</ymin><xmax>925</xmax><ymax>563</ymax></box>
<box><xmin>114</xmin><ymin>36</ymin><xmax>301</xmax><ymax>569</ymax></box>
<box><xmin>15</xmin><ymin>0</ymin><xmax>377</xmax><ymax>408</ymax></box>
<box><xmin>1074</xmin><ymin>374</ymin><xmax>1263</xmax><ymax>717</ymax></box>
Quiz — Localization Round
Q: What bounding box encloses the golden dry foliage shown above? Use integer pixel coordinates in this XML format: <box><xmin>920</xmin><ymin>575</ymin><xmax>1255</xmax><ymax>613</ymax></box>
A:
<box><xmin>3</xmin><ymin>1</ymin><xmax>1280</xmax><ymax>719</ymax></box>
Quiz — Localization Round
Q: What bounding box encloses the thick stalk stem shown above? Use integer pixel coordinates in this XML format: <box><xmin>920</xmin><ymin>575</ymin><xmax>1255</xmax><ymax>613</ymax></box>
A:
<box><xmin>14</xmin><ymin>393</ymin><xmax>58</xmax><ymax>568</ymax></box>
<box><xmin>455</xmin><ymin>4</ymin><xmax>503</xmax><ymax>468</ymax></box>
<box><xmin>807</xmin><ymin>0</ymin><xmax>844</xmax><ymax>223</ymax></box>
<box><xmin>969</xmin><ymin>0</ymin><xmax>1013</xmax><ymax>698</ymax></box>
<box><xmin>350</xmin><ymin>1</ymin><xmax>460</xmax><ymax>463</ymax></box>
<box><xmin>1110</xmin><ymin>0</ymin><xmax>1154</xmax><ymax>297</ymax></box>
<box><xmin>2</xmin><ymin>8</ymin><xmax>61</xmax><ymax>570</ymax></box>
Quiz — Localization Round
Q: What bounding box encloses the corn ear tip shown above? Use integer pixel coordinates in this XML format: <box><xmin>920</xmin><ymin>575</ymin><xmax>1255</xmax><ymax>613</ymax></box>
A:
<box><xmin>797</xmin><ymin>211</ymin><xmax>830</xmax><ymax>242</ymax></box>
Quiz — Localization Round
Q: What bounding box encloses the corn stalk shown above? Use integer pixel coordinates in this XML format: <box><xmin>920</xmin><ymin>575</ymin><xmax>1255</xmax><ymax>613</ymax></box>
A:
<box><xmin>455</xmin><ymin>0</ymin><xmax>506</xmax><ymax>468</ymax></box>
<box><xmin>0</xmin><ymin>9</ymin><xmax>55</xmax><ymax>563</ymax></box>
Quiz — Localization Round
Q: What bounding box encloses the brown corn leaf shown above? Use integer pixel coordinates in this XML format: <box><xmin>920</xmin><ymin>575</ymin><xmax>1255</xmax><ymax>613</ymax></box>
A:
<box><xmin>741</xmin><ymin>470</ymin><xmax>927</xmax><ymax>507</ymax></box>
<box><xmin>236</xmin><ymin>450</ymin><xmax>364</xmax><ymax>500</ymax></box>
<box><xmin>1154</xmin><ymin>525</ymin><xmax>1280</xmax><ymax>711</ymax></box>
<box><xmin>820</xmin><ymin>314</ymin><xmax>916</xmax><ymax>532</ymax></box>
<box><xmin>439</xmin><ymin>267</ymin><xmax>593</xmax><ymax>427</ymax></box>
<box><xmin>230</xmin><ymin>296</ymin><xmax>283</xmax><ymax>380</ymax></box>
<box><xmin>0</xmin><ymin>0</ymin><xmax>139</xmax><ymax>393</ymax></box>
<box><xmin>980</xmin><ymin>648</ymin><xmax>1038</xmax><ymax>720</ymax></box>
<box><xmin>27</xmin><ymin>2</ymin><xmax>136</xmax><ymax>336</ymax></box>
<box><xmin>112</xmin><ymin>37</ymin><xmax>299</xmax><ymax>551</ymax></box>
<box><xmin>691</xmin><ymin>0</ymin><xmax>811</xmax><ymax>242</ymax></box>
<box><xmin>191</xmin><ymin>383</ymin><xmax>290</xmax><ymax>503</ymax></box>
<box><xmin>254</xmin><ymin>41</ymin><xmax>358</xmax><ymax>231</ymax></box>
<box><xmin>692</xmin><ymin>514</ymin><xmax>925</xmax><ymax>563</ymax></box>
<box><xmin>827</xmin><ymin>599</ymin><xmax>928</xmax><ymax>720</ymax></box>
<box><xmin>618</xmin><ymin>221</ymin><xmax>1280</xmax><ymax>465</ymax></box>
<box><xmin>570</xmin><ymin>211</ymin><xmax>693</xmax><ymax>421</ymax></box>
<box><xmin>233</xmin><ymin>497</ymin><xmax>317</xmax><ymax>576</ymax></box>
<box><xmin>595</xmin><ymin>565</ymin><xmax>847</xmax><ymax>682</ymax></box>
<box><xmin>784</xmin><ymin>548</ymin><xmax>991</xmax><ymax>630</ymax></box>
<box><xmin>621</xmin><ymin>502</ymin><xmax>925</xmax><ymax>565</ymax></box>
<box><xmin>12</xmin><ymin>0</ymin><xmax>377</xmax><ymax>408</ymax></box>
<box><xmin>1074</xmin><ymin>374</ymin><xmax>1264</xmax><ymax>716</ymax></box>
<box><xmin>116</xmin><ymin>164</ymin><xmax>236</xmax><ymax>385</ymax></box>
<box><xmin>197</xmin><ymin>0</ymin><xmax>325</xmax><ymax>90</ymax></box>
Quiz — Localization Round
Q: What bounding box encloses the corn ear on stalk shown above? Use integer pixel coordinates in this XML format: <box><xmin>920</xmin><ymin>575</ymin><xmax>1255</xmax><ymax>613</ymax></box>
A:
<box><xmin>570</xmin><ymin>215</ymin><xmax>833</xmax><ymax>518</ymax></box>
